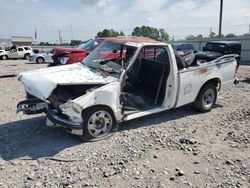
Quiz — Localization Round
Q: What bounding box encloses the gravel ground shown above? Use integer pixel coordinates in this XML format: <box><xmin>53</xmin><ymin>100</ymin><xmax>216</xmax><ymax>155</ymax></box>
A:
<box><xmin>0</xmin><ymin>60</ymin><xmax>249</xmax><ymax>188</ymax></box>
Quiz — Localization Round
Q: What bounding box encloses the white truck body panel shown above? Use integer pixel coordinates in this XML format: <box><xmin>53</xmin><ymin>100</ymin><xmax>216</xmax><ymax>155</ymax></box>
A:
<box><xmin>17</xmin><ymin>42</ymin><xmax>237</xmax><ymax>126</ymax></box>
<box><xmin>175</xmin><ymin>58</ymin><xmax>237</xmax><ymax>107</ymax></box>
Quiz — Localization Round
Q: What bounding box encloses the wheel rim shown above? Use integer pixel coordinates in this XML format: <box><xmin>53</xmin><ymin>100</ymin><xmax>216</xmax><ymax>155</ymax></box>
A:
<box><xmin>87</xmin><ymin>110</ymin><xmax>113</xmax><ymax>138</ymax></box>
<box><xmin>2</xmin><ymin>56</ymin><xmax>7</xmax><ymax>60</ymax></box>
<box><xmin>38</xmin><ymin>58</ymin><xmax>43</xmax><ymax>63</ymax></box>
<box><xmin>202</xmin><ymin>89</ymin><xmax>215</xmax><ymax>109</ymax></box>
<box><xmin>25</xmin><ymin>55</ymin><xmax>29</xmax><ymax>60</ymax></box>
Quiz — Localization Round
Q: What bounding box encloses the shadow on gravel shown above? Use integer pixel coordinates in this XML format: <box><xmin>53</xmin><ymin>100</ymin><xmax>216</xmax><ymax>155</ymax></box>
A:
<box><xmin>0</xmin><ymin>116</ymin><xmax>80</xmax><ymax>161</ymax></box>
<box><xmin>0</xmin><ymin>104</ymin><xmax>224</xmax><ymax>161</ymax></box>
<box><xmin>119</xmin><ymin>104</ymin><xmax>223</xmax><ymax>131</ymax></box>
<box><xmin>241</xmin><ymin>77</ymin><xmax>250</xmax><ymax>84</ymax></box>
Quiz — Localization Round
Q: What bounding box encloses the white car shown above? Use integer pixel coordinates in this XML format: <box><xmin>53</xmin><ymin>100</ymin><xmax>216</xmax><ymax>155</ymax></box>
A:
<box><xmin>17</xmin><ymin>37</ymin><xmax>239</xmax><ymax>140</ymax></box>
<box><xmin>29</xmin><ymin>51</ymin><xmax>53</xmax><ymax>64</ymax></box>
<box><xmin>4</xmin><ymin>46</ymin><xmax>34</xmax><ymax>60</ymax></box>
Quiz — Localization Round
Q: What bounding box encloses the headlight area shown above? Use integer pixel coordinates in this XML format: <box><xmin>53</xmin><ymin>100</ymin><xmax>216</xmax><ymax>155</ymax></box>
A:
<box><xmin>46</xmin><ymin>84</ymin><xmax>104</xmax><ymax>124</ymax></box>
<box><xmin>58</xmin><ymin>56</ymin><xmax>69</xmax><ymax>65</ymax></box>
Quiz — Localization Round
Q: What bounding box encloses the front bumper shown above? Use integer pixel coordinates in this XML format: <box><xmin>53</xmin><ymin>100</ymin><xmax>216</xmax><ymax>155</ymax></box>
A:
<box><xmin>45</xmin><ymin>105</ymin><xmax>82</xmax><ymax>129</ymax></box>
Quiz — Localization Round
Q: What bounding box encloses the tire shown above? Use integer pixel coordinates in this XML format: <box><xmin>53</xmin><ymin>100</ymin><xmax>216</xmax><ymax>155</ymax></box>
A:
<box><xmin>81</xmin><ymin>106</ymin><xmax>116</xmax><ymax>141</ymax></box>
<box><xmin>36</xmin><ymin>57</ymin><xmax>44</xmax><ymax>64</ymax></box>
<box><xmin>24</xmin><ymin>54</ymin><xmax>30</xmax><ymax>60</ymax></box>
<box><xmin>193</xmin><ymin>83</ymin><xmax>217</xmax><ymax>112</ymax></box>
<box><xmin>1</xmin><ymin>55</ymin><xmax>8</xmax><ymax>60</ymax></box>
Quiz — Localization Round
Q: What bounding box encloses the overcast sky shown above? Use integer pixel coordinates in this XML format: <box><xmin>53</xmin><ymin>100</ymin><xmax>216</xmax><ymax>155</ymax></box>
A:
<box><xmin>0</xmin><ymin>0</ymin><xmax>250</xmax><ymax>42</ymax></box>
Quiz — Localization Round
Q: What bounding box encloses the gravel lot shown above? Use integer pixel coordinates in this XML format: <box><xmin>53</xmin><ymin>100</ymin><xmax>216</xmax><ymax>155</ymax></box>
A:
<box><xmin>0</xmin><ymin>60</ymin><xmax>249</xmax><ymax>188</ymax></box>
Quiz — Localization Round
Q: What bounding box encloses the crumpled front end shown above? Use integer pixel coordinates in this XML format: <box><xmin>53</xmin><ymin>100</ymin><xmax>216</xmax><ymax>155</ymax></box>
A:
<box><xmin>17</xmin><ymin>63</ymin><xmax>119</xmax><ymax>128</ymax></box>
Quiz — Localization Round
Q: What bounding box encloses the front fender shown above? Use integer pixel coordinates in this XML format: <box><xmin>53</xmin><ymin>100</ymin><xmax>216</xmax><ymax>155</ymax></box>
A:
<box><xmin>60</xmin><ymin>82</ymin><xmax>123</xmax><ymax>123</ymax></box>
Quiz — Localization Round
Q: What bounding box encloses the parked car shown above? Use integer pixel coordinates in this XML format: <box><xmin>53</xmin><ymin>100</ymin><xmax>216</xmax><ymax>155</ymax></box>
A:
<box><xmin>171</xmin><ymin>43</ymin><xmax>196</xmax><ymax>55</ymax></box>
<box><xmin>195</xmin><ymin>41</ymin><xmax>241</xmax><ymax>65</ymax></box>
<box><xmin>29</xmin><ymin>51</ymin><xmax>53</xmax><ymax>64</ymax></box>
<box><xmin>17</xmin><ymin>37</ymin><xmax>239</xmax><ymax>140</ymax></box>
<box><xmin>50</xmin><ymin>38</ymin><xmax>104</xmax><ymax>66</ymax></box>
<box><xmin>3</xmin><ymin>46</ymin><xmax>34</xmax><ymax>60</ymax></box>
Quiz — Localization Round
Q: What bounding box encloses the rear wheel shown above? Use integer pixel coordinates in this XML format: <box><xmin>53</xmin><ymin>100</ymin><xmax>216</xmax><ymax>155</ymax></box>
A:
<box><xmin>24</xmin><ymin>54</ymin><xmax>30</xmax><ymax>60</ymax></box>
<box><xmin>194</xmin><ymin>83</ymin><xmax>217</xmax><ymax>112</ymax></box>
<box><xmin>1</xmin><ymin>55</ymin><xmax>7</xmax><ymax>60</ymax></box>
<box><xmin>81</xmin><ymin>106</ymin><xmax>116</xmax><ymax>141</ymax></box>
<box><xmin>36</xmin><ymin>57</ymin><xmax>44</xmax><ymax>64</ymax></box>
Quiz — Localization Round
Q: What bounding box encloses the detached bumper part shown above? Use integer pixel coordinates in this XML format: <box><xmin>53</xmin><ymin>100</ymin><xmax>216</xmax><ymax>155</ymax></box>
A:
<box><xmin>234</xmin><ymin>78</ymin><xmax>239</xmax><ymax>85</ymax></box>
<box><xmin>17</xmin><ymin>99</ymin><xmax>47</xmax><ymax>114</ymax></box>
<box><xmin>45</xmin><ymin>105</ymin><xmax>82</xmax><ymax>129</ymax></box>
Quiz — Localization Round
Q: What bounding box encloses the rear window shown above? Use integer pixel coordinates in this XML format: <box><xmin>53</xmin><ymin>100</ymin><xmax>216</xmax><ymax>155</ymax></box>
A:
<box><xmin>179</xmin><ymin>44</ymin><xmax>194</xmax><ymax>51</ymax></box>
<box><xmin>18</xmin><ymin>47</ymin><xmax>24</xmax><ymax>51</ymax></box>
<box><xmin>24</xmin><ymin>47</ymin><xmax>31</xmax><ymax>50</ymax></box>
<box><xmin>205</xmin><ymin>43</ymin><xmax>226</xmax><ymax>53</ymax></box>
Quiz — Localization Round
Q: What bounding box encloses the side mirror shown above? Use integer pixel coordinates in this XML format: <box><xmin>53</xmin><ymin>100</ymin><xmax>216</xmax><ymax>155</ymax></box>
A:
<box><xmin>85</xmin><ymin>52</ymin><xmax>89</xmax><ymax>57</ymax></box>
<box><xmin>113</xmin><ymin>49</ymin><xmax>118</xmax><ymax>54</ymax></box>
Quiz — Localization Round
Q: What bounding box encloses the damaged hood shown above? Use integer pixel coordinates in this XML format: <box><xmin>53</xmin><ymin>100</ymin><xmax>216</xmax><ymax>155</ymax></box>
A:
<box><xmin>18</xmin><ymin>63</ymin><xmax>118</xmax><ymax>100</ymax></box>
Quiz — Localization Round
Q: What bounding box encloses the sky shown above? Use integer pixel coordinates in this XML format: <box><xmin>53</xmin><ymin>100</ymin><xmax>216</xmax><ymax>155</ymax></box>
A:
<box><xmin>0</xmin><ymin>0</ymin><xmax>250</xmax><ymax>42</ymax></box>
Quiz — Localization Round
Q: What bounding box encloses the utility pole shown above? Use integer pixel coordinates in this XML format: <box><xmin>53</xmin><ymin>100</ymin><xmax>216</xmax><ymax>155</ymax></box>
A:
<box><xmin>249</xmin><ymin>24</ymin><xmax>250</xmax><ymax>35</ymax></box>
<box><xmin>219</xmin><ymin>0</ymin><xmax>223</xmax><ymax>38</ymax></box>
<box><xmin>58</xmin><ymin>30</ymin><xmax>62</xmax><ymax>45</ymax></box>
<box><xmin>70</xmin><ymin>22</ymin><xmax>73</xmax><ymax>40</ymax></box>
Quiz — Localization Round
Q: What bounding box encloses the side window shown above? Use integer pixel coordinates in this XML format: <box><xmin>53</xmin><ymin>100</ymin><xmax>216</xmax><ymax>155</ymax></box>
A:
<box><xmin>18</xmin><ymin>47</ymin><xmax>24</xmax><ymax>52</ymax></box>
<box><xmin>139</xmin><ymin>47</ymin><xmax>169</xmax><ymax>63</ymax></box>
<box><xmin>155</xmin><ymin>47</ymin><xmax>169</xmax><ymax>63</ymax></box>
<box><xmin>24</xmin><ymin>47</ymin><xmax>30</xmax><ymax>50</ymax></box>
<box><xmin>143</xmin><ymin>47</ymin><xmax>155</xmax><ymax>61</ymax></box>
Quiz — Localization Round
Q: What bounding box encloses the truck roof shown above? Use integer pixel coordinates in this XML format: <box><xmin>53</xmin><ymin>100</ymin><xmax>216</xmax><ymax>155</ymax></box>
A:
<box><xmin>104</xmin><ymin>36</ymin><xmax>166</xmax><ymax>46</ymax></box>
<box><xmin>207</xmin><ymin>41</ymin><xmax>241</xmax><ymax>45</ymax></box>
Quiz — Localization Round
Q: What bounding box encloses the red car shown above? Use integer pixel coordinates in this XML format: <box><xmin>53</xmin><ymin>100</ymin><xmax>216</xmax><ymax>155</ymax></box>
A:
<box><xmin>50</xmin><ymin>38</ymin><xmax>103</xmax><ymax>66</ymax></box>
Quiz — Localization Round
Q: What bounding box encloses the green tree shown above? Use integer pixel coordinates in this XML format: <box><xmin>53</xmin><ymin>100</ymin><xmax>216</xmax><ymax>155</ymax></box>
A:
<box><xmin>97</xmin><ymin>29</ymin><xmax>125</xmax><ymax>37</ymax></box>
<box><xmin>131</xmin><ymin>26</ymin><xmax>169</xmax><ymax>41</ymax></box>
<box><xmin>209</xmin><ymin>32</ymin><xmax>216</xmax><ymax>39</ymax></box>
<box><xmin>159</xmin><ymin>28</ymin><xmax>169</xmax><ymax>41</ymax></box>
<box><xmin>185</xmin><ymin>35</ymin><xmax>195</xmax><ymax>40</ymax></box>
<box><xmin>70</xmin><ymin>40</ymin><xmax>82</xmax><ymax>46</ymax></box>
<box><xmin>225</xmin><ymin>33</ymin><xmax>237</xmax><ymax>38</ymax></box>
<box><xmin>195</xmin><ymin>34</ymin><xmax>203</xmax><ymax>40</ymax></box>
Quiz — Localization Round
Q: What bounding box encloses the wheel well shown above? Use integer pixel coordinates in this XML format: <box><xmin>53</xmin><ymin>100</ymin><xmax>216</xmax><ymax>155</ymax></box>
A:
<box><xmin>37</xmin><ymin>56</ymin><xmax>44</xmax><ymax>60</ymax></box>
<box><xmin>195</xmin><ymin>78</ymin><xmax>221</xmax><ymax>100</ymax></box>
<box><xmin>24</xmin><ymin>53</ymin><xmax>30</xmax><ymax>56</ymax></box>
<box><xmin>81</xmin><ymin>105</ymin><xmax>115</xmax><ymax>119</ymax></box>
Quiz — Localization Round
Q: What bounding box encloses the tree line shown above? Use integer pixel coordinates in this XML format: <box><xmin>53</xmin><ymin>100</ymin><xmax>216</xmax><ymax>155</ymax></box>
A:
<box><xmin>38</xmin><ymin>25</ymin><xmax>250</xmax><ymax>46</ymax></box>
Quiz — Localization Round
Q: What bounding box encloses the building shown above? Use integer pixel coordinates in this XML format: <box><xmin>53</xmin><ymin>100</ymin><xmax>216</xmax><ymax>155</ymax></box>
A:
<box><xmin>0</xmin><ymin>38</ymin><xmax>12</xmax><ymax>49</ymax></box>
<box><xmin>11</xmin><ymin>36</ymin><xmax>33</xmax><ymax>46</ymax></box>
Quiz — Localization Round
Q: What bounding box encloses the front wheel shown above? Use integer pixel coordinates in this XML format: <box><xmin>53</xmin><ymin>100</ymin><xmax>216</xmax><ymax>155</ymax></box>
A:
<box><xmin>36</xmin><ymin>57</ymin><xmax>44</xmax><ymax>64</ymax></box>
<box><xmin>194</xmin><ymin>83</ymin><xmax>217</xmax><ymax>112</ymax></box>
<box><xmin>81</xmin><ymin>106</ymin><xmax>116</xmax><ymax>141</ymax></box>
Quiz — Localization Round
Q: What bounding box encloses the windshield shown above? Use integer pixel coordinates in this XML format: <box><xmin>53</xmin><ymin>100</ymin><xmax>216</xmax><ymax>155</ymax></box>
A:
<box><xmin>204</xmin><ymin>43</ymin><xmax>226</xmax><ymax>53</ymax></box>
<box><xmin>83</xmin><ymin>41</ymin><xmax>137</xmax><ymax>78</ymax></box>
<box><xmin>76</xmin><ymin>39</ymin><xmax>102</xmax><ymax>50</ymax></box>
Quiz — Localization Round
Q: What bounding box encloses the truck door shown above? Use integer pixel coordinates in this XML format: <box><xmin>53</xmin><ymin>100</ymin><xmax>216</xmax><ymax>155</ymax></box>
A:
<box><xmin>17</xmin><ymin>47</ymin><xmax>24</xmax><ymax>58</ymax></box>
<box><xmin>8</xmin><ymin>49</ymin><xmax>18</xmax><ymax>58</ymax></box>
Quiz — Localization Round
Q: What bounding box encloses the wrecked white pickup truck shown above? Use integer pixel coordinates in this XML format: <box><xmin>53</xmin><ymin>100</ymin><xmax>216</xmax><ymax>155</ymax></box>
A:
<box><xmin>17</xmin><ymin>37</ymin><xmax>239</xmax><ymax>140</ymax></box>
